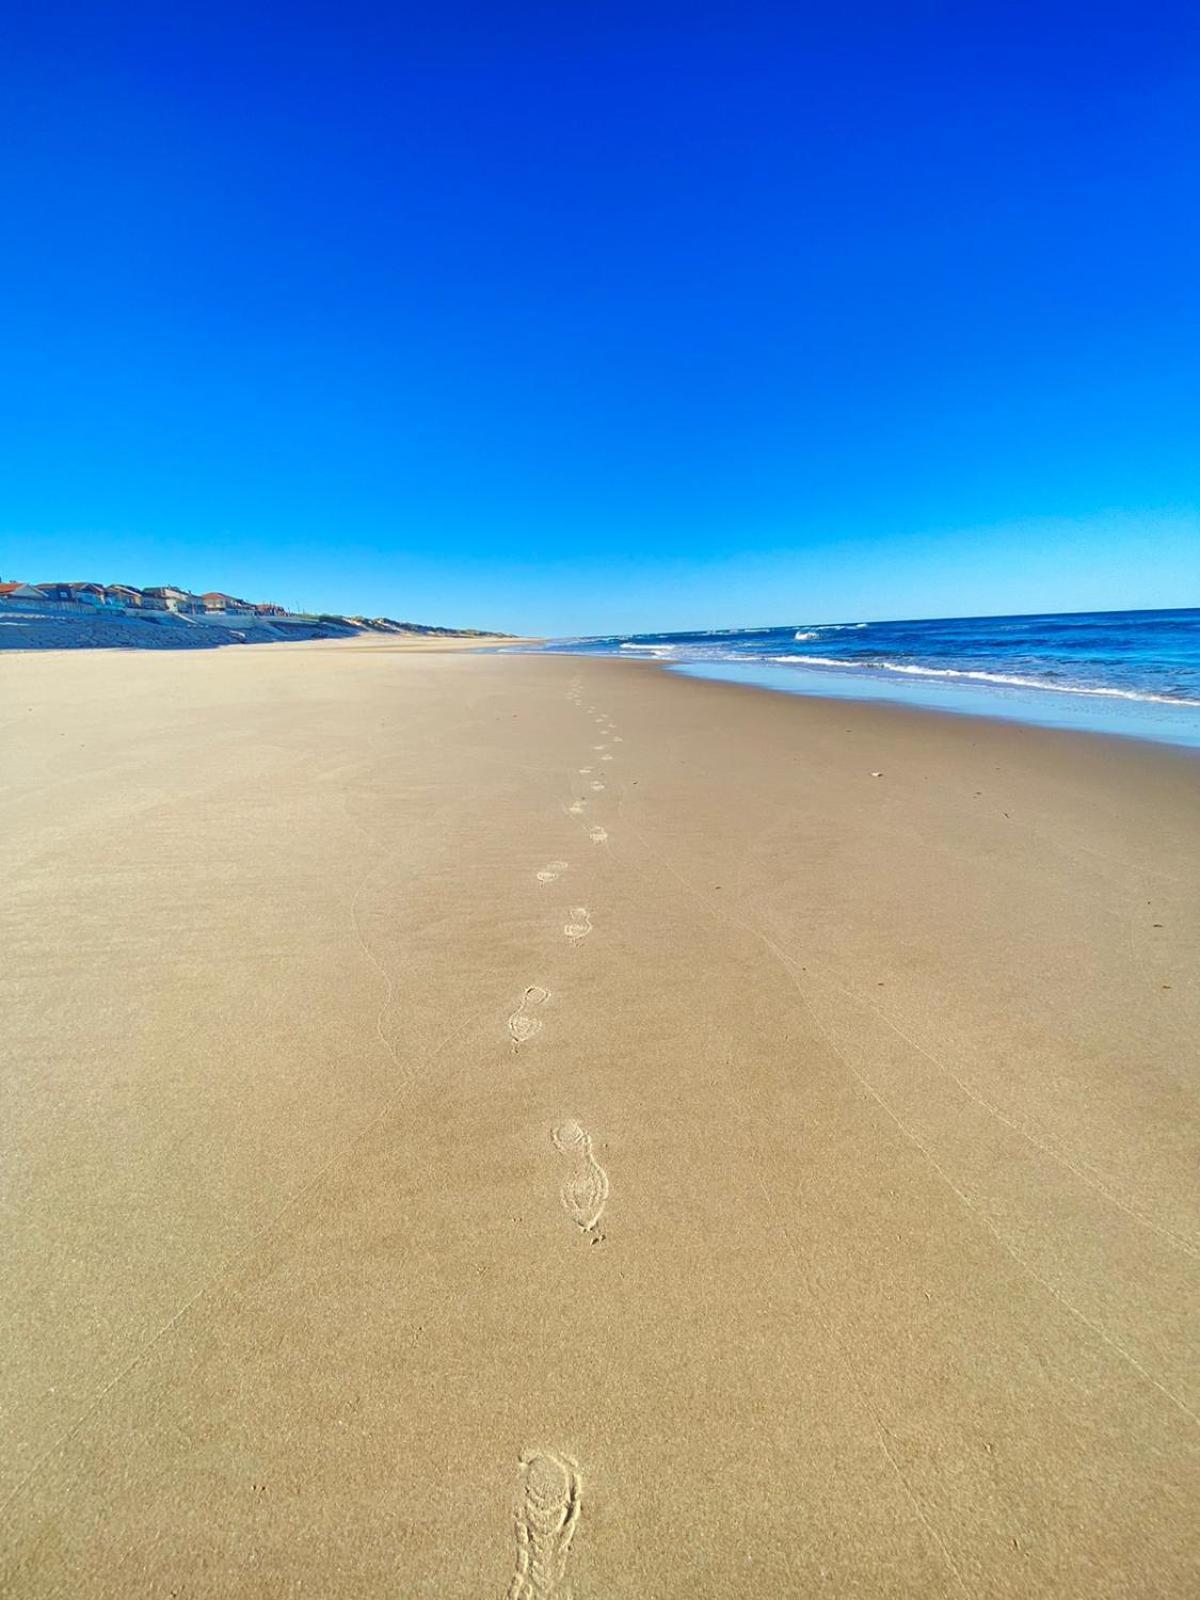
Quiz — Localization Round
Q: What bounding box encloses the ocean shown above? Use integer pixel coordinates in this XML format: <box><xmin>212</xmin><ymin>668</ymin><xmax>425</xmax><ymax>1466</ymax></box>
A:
<box><xmin>533</xmin><ymin>608</ymin><xmax>1200</xmax><ymax>749</ymax></box>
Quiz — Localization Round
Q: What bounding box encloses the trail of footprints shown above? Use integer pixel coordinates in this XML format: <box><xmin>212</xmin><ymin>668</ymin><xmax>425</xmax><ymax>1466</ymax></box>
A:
<box><xmin>500</xmin><ymin>683</ymin><xmax>624</xmax><ymax>1588</ymax></box>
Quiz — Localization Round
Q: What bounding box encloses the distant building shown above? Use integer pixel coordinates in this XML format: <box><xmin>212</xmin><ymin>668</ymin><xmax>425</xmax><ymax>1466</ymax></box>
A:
<box><xmin>35</xmin><ymin>582</ymin><xmax>107</xmax><ymax>605</ymax></box>
<box><xmin>253</xmin><ymin>601</ymin><xmax>287</xmax><ymax>617</ymax></box>
<box><xmin>0</xmin><ymin>582</ymin><xmax>48</xmax><ymax>602</ymax></box>
<box><xmin>199</xmin><ymin>591</ymin><xmax>252</xmax><ymax>614</ymax></box>
<box><xmin>105</xmin><ymin>585</ymin><xmax>144</xmax><ymax>607</ymax></box>
<box><xmin>141</xmin><ymin>586</ymin><xmax>199</xmax><ymax>612</ymax></box>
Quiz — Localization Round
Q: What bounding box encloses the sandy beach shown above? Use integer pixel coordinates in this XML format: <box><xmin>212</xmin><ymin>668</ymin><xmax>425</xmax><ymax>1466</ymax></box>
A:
<box><xmin>2</xmin><ymin>639</ymin><xmax>1197</xmax><ymax>1598</ymax></box>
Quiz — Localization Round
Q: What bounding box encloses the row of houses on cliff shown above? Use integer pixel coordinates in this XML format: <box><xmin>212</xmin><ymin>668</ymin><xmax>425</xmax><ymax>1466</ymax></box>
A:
<box><xmin>0</xmin><ymin>582</ymin><xmax>287</xmax><ymax>616</ymax></box>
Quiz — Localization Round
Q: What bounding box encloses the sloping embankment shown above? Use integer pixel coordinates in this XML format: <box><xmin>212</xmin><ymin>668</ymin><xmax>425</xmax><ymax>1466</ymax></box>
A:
<box><xmin>0</xmin><ymin>608</ymin><xmax>487</xmax><ymax>651</ymax></box>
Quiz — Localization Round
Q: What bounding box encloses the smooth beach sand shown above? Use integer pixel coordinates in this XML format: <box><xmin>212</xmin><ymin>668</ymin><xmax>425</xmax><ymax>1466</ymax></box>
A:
<box><xmin>2</xmin><ymin>641</ymin><xmax>1198</xmax><ymax>1598</ymax></box>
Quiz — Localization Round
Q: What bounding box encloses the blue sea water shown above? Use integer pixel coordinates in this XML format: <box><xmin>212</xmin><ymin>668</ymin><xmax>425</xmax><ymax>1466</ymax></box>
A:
<box><xmin>533</xmin><ymin>609</ymin><xmax>1200</xmax><ymax>749</ymax></box>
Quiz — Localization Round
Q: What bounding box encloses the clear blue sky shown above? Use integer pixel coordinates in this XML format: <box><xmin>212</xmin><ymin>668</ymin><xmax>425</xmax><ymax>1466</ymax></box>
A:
<box><xmin>2</xmin><ymin>2</ymin><xmax>1197</xmax><ymax>635</ymax></box>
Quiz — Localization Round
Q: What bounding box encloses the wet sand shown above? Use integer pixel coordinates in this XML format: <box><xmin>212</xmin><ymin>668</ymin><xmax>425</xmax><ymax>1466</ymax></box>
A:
<box><xmin>2</xmin><ymin>641</ymin><xmax>1197</xmax><ymax>1597</ymax></box>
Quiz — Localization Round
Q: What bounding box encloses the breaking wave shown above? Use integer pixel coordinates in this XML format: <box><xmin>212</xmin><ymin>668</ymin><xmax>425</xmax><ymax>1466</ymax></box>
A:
<box><xmin>774</xmin><ymin>655</ymin><xmax>1200</xmax><ymax>706</ymax></box>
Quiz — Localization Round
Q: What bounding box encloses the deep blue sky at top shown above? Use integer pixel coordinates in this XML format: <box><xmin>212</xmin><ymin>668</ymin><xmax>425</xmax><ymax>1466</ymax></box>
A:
<box><xmin>2</xmin><ymin>1</ymin><xmax>1197</xmax><ymax>633</ymax></box>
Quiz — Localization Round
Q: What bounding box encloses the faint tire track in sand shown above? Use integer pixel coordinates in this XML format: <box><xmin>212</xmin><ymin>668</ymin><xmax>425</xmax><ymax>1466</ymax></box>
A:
<box><xmin>616</xmin><ymin>805</ymin><xmax>1200</xmax><ymax>1429</ymax></box>
<box><xmin>734</xmin><ymin>812</ymin><xmax>1200</xmax><ymax>1262</ymax></box>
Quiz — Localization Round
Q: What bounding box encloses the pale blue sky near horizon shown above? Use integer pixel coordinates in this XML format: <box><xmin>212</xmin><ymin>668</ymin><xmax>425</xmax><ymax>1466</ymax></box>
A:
<box><xmin>5</xmin><ymin>510</ymin><xmax>1198</xmax><ymax>637</ymax></box>
<box><xmin>2</xmin><ymin>2</ymin><xmax>1197</xmax><ymax>636</ymax></box>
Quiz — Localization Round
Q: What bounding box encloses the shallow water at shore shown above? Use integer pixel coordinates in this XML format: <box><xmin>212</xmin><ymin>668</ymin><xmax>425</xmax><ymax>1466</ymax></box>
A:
<box><xmin>533</xmin><ymin>608</ymin><xmax>1200</xmax><ymax>749</ymax></box>
<box><xmin>670</xmin><ymin>660</ymin><xmax>1200</xmax><ymax>748</ymax></box>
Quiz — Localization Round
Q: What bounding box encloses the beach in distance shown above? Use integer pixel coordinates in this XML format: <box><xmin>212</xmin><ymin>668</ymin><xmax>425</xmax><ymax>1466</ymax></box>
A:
<box><xmin>2</xmin><ymin>637</ymin><xmax>1198</xmax><ymax>1597</ymax></box>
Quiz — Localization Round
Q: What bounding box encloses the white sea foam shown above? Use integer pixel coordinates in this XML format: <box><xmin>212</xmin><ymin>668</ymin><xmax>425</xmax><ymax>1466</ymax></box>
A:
<box><xmin>770</xmin><ymin>654</ymin><xmax>1200</xmax><ymax>706</ymax></box>
<box><xmin>771</xmin><ymin>654</ymin><xmax>856</xmax><ymax>667</ymax></box>
<box><xmin>619</xmin><ymin>642</ymin><xmax>676</xmax><ymax>657</ymax></box>
<box><xmin>875</xmin><ymin>662</ymin><xmax>1200</xmax><ymax>704</ymax></box>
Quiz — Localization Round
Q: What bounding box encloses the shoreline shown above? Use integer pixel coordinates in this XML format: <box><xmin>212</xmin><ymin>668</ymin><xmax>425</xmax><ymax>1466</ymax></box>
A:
<box><xmin>3</xmin><ymin>646</ymin><xmax>1197</xmax><ymax>1596</ymax></box>
<box><xmin>515</xmin><ymin>606</ymin><xmax>1200</xmax><ymax>752</ymax></box>
<box><xmin>508</xmin><ymin>644</ymin><xmax>1200</xmax><ymax>752</ymax></box>
<box><xmin>669</xmin><ymin>656</ymin><xmax>1200</xmax><ymax>759</ymax></box>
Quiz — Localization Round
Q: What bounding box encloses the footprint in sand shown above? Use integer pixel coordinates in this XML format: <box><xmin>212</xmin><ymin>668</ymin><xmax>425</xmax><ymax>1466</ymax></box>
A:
<box><xmin>600</xmin><ymin>754</ymin><xmax>613</xmax><ymax>762</ymax></box>
<box><xmin>553</xmin><ymin>1120</ymin><xmax>610</xmax><ymax>1231</ymax></box>
<box><xmin>578</xmin><ymin>767</ymin><xmax>593</xmax><ymax>775</ymax></box>
<box><xmin>508</xmin><ymin>986</ymin><xmax>549</xmax><ymax>1048</ymax></box>
<box><xmin>592</xmin><ymin>745</ymin><xmax>607</xmax><ymax>751</ymax></box>
<box><xmin>563</xmin><ymin>906</ymin><xmax>592</xmax><ymax>946</ymax></box>
<box><xmin>567</xmin><ymin>800</ymin><xmax>586</xmax><ymax>816</ymax></box>
<box><xmin>588</xmin><ymin>826</ymin><xmax>608</xmax><ymax>845</ymax></box>
<box><xmin>611</xmin><ymin>736</ymin><xmax>623</xmax><ymax>743</ymax></box>
<box><xmin>590</xmin><ymin>781</ymin><xmax>605</xmax><ymax>792</ymax></box>
<box><xmin>536</xmin><ymin>861</ymin><xmax>568</xmax><ymax>886</ymax></box>
<box><xmin>509</xmin><ymin>1450</ymin><xmax>580</xmax><ymax>1600</ymax></box>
